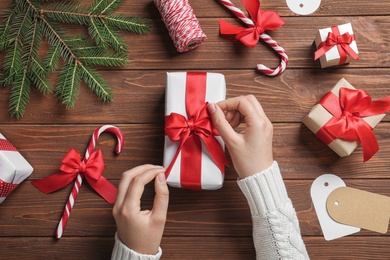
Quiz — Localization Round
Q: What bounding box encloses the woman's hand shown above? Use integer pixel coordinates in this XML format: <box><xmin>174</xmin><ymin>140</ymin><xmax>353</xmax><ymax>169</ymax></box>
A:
<box><xmin>208</xmin><ymin>95</ymin><xmax>274</xmax><ymax>178</ymax></box>
<box><xmin>113</xmin><ymin>164</ymin><xmax>169</xmax><ymax>255</ymax></box>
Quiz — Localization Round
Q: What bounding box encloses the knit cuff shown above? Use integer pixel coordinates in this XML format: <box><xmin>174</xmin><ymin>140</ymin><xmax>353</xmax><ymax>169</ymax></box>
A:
<box><xmin>237</xmin><ymin>161</ymin><xmax>289</xmax><ymax>216</ymax></box>
<box><xmin>111</xmin><ymin>232</ymin><xmax>162</xmax><ymax>260</ymax></box>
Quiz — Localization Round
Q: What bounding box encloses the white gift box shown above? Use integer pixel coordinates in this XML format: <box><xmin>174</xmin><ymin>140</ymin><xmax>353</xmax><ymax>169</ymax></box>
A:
<box><xmin>163</xmin><ymin>72</ymin><xmax>226</xmax><ymax>190</ymax></box>
<box><xmin>314</xmin><ymin>23</ymin><xmax>359</xmax><ymax>68</ymax></box>
<box><xmin>0</xmin><ymin>133</ymin><xmax>34</xmax><ymax>203</ymax></box>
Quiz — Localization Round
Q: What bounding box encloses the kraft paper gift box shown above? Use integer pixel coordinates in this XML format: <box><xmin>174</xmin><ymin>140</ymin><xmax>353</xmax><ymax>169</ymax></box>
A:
<box><xmin>163</xmin><ymin>72</ymin><xmax>228</xmax><ymax>190</ymax></box>
<box><xmin>314</xmin><ymin>23</ymin><xmax>359</xmax><ymax>68</ymax></box>
<box><xmin>0</xmin><ymin>133</ymin><xmax>34</xmax><ymax>203</ymax></box>
<box><xmin>303</xmin><ymin>78</ymin><xmax>386</xmax><ymax>161</ymax></box>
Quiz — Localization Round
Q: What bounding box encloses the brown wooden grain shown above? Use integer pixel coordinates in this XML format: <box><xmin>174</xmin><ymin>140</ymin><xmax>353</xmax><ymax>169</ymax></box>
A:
<box><xmin>0</xmin><ymin>0</ymin><xmax>389</xmax><ymax>259</ymax></box>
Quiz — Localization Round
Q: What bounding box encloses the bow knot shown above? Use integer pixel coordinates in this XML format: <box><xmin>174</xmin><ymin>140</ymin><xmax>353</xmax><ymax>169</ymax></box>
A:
<box><xmin>59</xmin><ymin>148</ymin><xmax>104</xmax><ymax>181</ymax></box>
<box><xmin>326</xmin><ymin>32</ymin><xmax>353</xmax><ymax>46</ymax></box>
<box><xmin>78</xmin><ymin>162</ymin><xmax>87</xmax><ymax>173</ymax></box>
<box><xmin>219</xmin><ymin>0</ymin><xmax>284</xmax><ymax>48</ymax></box>
<box><xmin>316</xmin><ymin>87</ymin><xmax>390</xmax><ymax>162</ymax></box>
<box><xmin>314</xmin><ymin>26</ymin><xmax>359</xmax><ymax>62</ymax></box>
<box><xmin>166</xmin><ymin>104</ymin><xmax>214</xmax><ymax>142</ymax></box>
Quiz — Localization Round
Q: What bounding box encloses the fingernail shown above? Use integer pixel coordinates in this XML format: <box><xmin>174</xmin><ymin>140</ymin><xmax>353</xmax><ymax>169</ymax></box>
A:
<box><xmin>158</xmin><ymin>172</ymin><xmax>166</xmax><ymax>183</ymax></box>
<box><xmin>207</xmin><ymin>103</ymin><xmax>216</xmax><ymax>114</ymax></box>
<box><xmin>154</xmin><ymin>165</ymin><xmax>164</xmax><ymax>168</ymax></box>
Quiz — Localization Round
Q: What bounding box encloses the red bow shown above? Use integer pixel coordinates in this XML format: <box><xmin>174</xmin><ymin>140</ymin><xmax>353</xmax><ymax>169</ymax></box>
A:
<box><xmin>32</xmin><ymin>148</ymin><xmax>117</xmax><ymax>203</ymax></box>
<box><xmin>316</xmin><ymin>88</ymin><xmax>390</xmax><ymax>162</ymax></box>
<box><xmin>165</xmin><ymin>104</ymin><xmax>228</xmax><ymax>175</ymax></box>
<box><xmin>219</xmin><ymin>0</ymin><xmax>284</xmax><ymax>47</ymax></box>
<box><xmin>314</xmin><ymin>26</ymin><xmax>359</xmax><ymax>64</ymax></box>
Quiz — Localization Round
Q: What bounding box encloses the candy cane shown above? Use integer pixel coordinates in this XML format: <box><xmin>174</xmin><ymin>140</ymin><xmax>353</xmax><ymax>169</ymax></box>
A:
<box><xmin>56</xmin><ymin>125</ymin><xmax>124</xmax><ymax>238</ymax></box>
<box><xmin>218</xmin><ymin>0</ymin><xmax>288</xmax><ymax>76</ymax></box>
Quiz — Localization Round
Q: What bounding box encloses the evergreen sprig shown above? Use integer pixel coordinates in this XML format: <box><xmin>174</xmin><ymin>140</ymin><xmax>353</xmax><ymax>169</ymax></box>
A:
<box><xmin>0</xmin><ymin>0</ymin><xmax>150</xmax><ymax>118</ymax></box>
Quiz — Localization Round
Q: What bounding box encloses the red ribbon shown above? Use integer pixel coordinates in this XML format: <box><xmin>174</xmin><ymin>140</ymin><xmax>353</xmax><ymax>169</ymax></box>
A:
<box><xmin>0</xmin><ymin>179</ymin><xmax>19</xmax><ymax>197</ymax></box>
<box><xmin>314</xmin><ymin>26</ymin><xmax>359</xmax><ymax>64</ymax></box>
<box><xmin>32</xmin><ymin>148</ymin><xmax>117</xmax><ymax>203</ymax></box>
<box><xmin>219</xmin><ymin>0</ymin><xmax>284</xmax><ymax>48</ymax></box>
<box><xmin>316</xmin><ymin>87</ymin><xmax>390</xmax><ymax>162</ymax></box>
<box><xmin>165</xmin><ymin>72</ymin><xmax>229</xmax><ymax>190</ymax></box>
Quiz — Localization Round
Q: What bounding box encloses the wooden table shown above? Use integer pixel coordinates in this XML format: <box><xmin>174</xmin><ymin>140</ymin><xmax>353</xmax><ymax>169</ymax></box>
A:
<box><xmin>1</xmin><ymin>0</ymin><xmax>390</xmax><ymax>259</ymax></box>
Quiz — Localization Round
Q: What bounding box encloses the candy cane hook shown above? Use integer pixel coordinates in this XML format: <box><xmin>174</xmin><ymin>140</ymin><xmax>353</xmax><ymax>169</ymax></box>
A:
<box><xmin>218</xmin><ymin>0</ymin><xmax>288</xmax><ymax>76</ymax></box>
<box><xmin>56</xmin><ymin>125</ymin><xmax>124</xmax><ymax>238</ymax></box>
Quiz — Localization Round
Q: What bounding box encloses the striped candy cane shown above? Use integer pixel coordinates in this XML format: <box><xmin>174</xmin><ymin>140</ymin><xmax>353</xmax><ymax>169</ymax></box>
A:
<box><xmin>218</xmin><ymin>0</ymin><xmax>288</xmax><ymax>76</ymax></box>
<box><xmin>56</xmin><ymin>125</ymin><xmax>124</xmax><ymax>238</ymax></box>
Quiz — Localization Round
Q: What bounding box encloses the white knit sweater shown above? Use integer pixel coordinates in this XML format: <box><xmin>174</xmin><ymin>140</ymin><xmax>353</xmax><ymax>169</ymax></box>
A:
<box><xmin>111</xmin><ymin>161</ymin><xmax>309</xmax><ymax>260</ymax></box>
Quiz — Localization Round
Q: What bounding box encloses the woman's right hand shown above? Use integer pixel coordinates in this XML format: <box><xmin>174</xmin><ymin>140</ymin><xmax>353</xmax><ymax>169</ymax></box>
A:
<box><xmin>207</xmin><ymin>95</ymin><xmax>274</xmax><ymax>179</ymax></box>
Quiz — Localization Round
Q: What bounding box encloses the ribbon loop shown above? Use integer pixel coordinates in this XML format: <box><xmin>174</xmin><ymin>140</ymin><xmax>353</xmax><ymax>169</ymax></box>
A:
<box><xmin>316</xmin><ymin>87</ymin><xmax>390</xmax><ymax>162</ymax></box>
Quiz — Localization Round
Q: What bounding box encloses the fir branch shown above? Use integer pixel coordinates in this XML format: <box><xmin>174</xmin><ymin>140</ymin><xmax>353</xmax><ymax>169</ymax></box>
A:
<box><xmin>100</xmin><ymin>22</ymin><xmax>126</xmax><ymax>52</ymax></box>
<box><xmin>79</xmin><ymin>53</ymin><xmax>126</xmax><ymax>67</ymax></box>
<box><xmin>0</xmin><ymin>3</ymin><xmax>17</xmax><ymax>51</ymax></box>
<box><xmin>56</xmin><ymin>59</ymin><xmax>81</xmax><ymax>107</ymax></box>
<box><xmin>43</xmin><ymin>2</ymin><xmax>90</xmax><ymax>25</ymax></box>
<box><xmin>90</xmin><ymin>0</ymin><xmax>124</xmax><ymax>14</ymax></box>
<box><xmin>0</xmin><ymin>0</ymin><xmax>150</xmax><ymax>118</ymax></box>
<box><xmin>105</xmin><ymin>14</ymin><xmax>150</xmax><ymax>34</ymax></box>
<box><xmin>3</xmin><ymin>9</ymin><xmax>32</xmax><ymax>86</ymax></box>
<box><xmin>44</xmin><ymin>44</ymin><xmax>61</xmax><ymax>73</ymax></box>
<box><xmin>9</xmin><ymin>68</ymin><xmax>30</xmax><ymax>118</ymax></box>
<box><xmin>88</xmin><ymin>17</ymin><xmax>107</xmax><ymax>47</ymax></box>
<box><xmin>79</xmin><ymin>63</ymin><xmax>112</xmax><ymax>102</ymax></box>
<box><xmin>29</xmin><ymin>57</ymin><xmax>52</xmax><ymax>94</ymax></box>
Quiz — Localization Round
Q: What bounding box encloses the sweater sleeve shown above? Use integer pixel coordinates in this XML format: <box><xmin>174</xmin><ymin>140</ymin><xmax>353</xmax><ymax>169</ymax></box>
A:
<box><xmin>237</xmin><ymin>161</ymin><xmax>310</xmax><ymax>260</ymax></box>
<box><xmin>111</xmin><ymin>232</ymin><xmax>162</xmax><ymax>260</ymax></box>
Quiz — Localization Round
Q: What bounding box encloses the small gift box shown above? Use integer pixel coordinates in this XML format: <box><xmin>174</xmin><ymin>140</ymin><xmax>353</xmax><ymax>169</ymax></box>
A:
<box><xmin>314</xmin><ymin>23</ymin><xmax>359</xmax><ymax>68</ymax></box>
<box><xmin>303</xmin><ymin>78</ymin><xmax>390</xmax><ymax>162</ymax></box>
<box><xmin>0</xmin><ymin>133</ymin><xmax>33</xmax><ymax>203</ymax></box>
<box><xmin>163</xmin><ymin>72</ymin><xmax>228</xmax><ymax>190</ymax></box>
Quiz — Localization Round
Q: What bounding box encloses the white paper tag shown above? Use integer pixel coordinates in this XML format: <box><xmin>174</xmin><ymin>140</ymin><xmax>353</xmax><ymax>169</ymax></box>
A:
<box><xmin>310</xmin><ymin>174</ymin><xmax>360</xmax><ymax>240</ymax></box>
<box><xmin>286</xmin><ymin>0</ymin><xmax>321</xmax><ymax>15</ymax></box>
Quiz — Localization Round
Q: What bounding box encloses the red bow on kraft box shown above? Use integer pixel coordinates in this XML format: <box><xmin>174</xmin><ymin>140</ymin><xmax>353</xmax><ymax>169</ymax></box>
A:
<box><xmin>163</xmin><ymin>72</ymin><xmax>229</xmax><ymax>190</ymax></box>
<box><xmin>314</xmin><ymin>23</ymin><xmax>359</xmax><ymax>68</ymax></box>
<box><xmin>0</xmin><ymin>133</ymin><xmax>33</xmax><ymax>203</ymax></box>
<box><xmin>303</xmin><ymin>78</ymin><xmax>390</xmax><ymax>162</ymax></box>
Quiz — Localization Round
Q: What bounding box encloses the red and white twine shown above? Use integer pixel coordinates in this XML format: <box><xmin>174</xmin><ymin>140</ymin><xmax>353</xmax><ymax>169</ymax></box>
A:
<box><xmin>219</xmin><ymin>0</ymin><xmax>288</xmax><ymax>76</ymax></box>
<box><xmin>154</xmin><ymin>0</ymin><xmax>206</xmax><ymax>52</ymax></box>
<box><xmin>56</xmin><ymin>125</ymin><xmax>124</xmax><ymax>238</ymax></box>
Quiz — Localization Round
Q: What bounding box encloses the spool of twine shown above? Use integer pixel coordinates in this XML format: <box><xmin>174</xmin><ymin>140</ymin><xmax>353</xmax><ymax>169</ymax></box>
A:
<box><xmin>154</xmin><ymin>0</ymin><xmax>206</xmax><ymax>52</ymax></box>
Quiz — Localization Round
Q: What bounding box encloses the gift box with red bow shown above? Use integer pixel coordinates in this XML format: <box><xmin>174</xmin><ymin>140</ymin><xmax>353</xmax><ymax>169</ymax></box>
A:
<box><xmin>314</xmin><ymin>23</ymin><xmax>359</xmax><ymax>68</ymax></box>
<box><xmin>163</xmin><ymin>72</ymin><xmax>229</xmax><ymax>190</ymax></box>
<box><xmin>303</xmin><ymin>78</ymin><xmax>390</xmax><ymax>162</ymax></box>
<box><xmin>0</xmin><ymin>133</ymin><xmax>33</xmax><ymax>203</ymax></box>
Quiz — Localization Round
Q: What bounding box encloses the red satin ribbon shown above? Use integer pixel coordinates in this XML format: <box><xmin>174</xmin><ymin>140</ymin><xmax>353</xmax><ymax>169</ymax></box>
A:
<box><xmin>219</xmin><ymin>0</ymin><xmax>284</xmax><ymax>48</ymax></box>
<box><xmin>0</xmin><ymin>179</ymin><xmax>19</xmax><ymax>197</ymax></box>
<box><xmin>316</xmin><ymin>87</ymin><xmax>390</xmax><ymax>162</ymax></box>
<box><xmin>165</xmin><ymin>72</ymin><xmax>228</xmax><ymax>190</ymax></box>
<box><xmin>32</xmin><ymin>148</ymin><xmax>117</xmax><ymax>203</ymax></box>
<box><xmin>314</xmin><ymin>26</ymin><xmax>359</xmax><ymax>64</ymax></box>
<box><xmin>0</xmin><ymin>138</ymin><xmax>17</xmax><ymax>151</ymax></box>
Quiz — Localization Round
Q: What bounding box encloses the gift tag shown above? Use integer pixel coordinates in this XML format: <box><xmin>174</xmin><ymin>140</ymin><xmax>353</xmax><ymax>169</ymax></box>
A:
<box><xmin>327</xmin><ymin>187</ymin><xmax>390</xmax><ymax>234</ymax></box>
<box><xmin>311</xmin><ymin>174</ymin><xmax>360</xmax><ymax>240</ymax></box>
<box><xmin>286</xmin><ymin>0</ymin><xmax>321</xmax><ymax>15</ymax></box>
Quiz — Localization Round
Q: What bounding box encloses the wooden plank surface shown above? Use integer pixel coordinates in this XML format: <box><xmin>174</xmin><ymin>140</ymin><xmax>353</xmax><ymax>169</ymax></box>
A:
<box><xmin>0</xmin><ymin>0</ymin><xmax>389</xmax><ymax>259</ymax></box>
